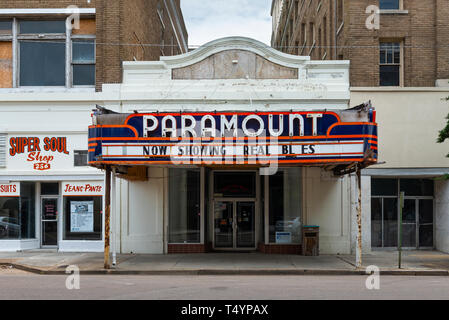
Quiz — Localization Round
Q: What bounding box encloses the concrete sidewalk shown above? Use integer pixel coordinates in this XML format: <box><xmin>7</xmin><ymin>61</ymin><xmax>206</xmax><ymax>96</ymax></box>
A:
<box><xmin>0</xmin><ymin>250</ymin><xmax>448</xmax><ymax>275</ymax></box>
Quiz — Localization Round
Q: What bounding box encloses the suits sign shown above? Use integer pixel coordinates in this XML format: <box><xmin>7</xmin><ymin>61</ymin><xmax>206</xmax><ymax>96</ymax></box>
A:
<box><xmin>0</xmin><ymin>182</ymin><xmax>20</xmax><ymax>197</ymax></box>
<box><xmin>88</xmin><ymin>109</ymin><xmax>378</xmax><ymax>167</ymax></box>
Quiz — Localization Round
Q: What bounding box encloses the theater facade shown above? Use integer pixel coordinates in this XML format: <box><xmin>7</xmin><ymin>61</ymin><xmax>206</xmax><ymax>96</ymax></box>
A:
<box><xmin>88</xmin><ymin>37</ymin><xmax>377</xmax><ymax>255</ymax></box>
<box><xmin>0</xmin><ymin>37</ymin><xmax>379</xmax><ymax>255</ymax></box>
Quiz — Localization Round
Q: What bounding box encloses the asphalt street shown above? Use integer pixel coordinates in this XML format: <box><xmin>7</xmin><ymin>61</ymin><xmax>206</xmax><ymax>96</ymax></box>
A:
<box><xmin>0</xmin><ymin>267</ymin><xmax>448</xmax><ymax>300</ymax></box>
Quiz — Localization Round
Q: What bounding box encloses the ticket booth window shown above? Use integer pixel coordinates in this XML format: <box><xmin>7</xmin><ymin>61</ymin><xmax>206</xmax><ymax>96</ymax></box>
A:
<box><xmin>268</xmin><ymin>168</ymin><xmax>302</xmax><ymax>244</ymax></box>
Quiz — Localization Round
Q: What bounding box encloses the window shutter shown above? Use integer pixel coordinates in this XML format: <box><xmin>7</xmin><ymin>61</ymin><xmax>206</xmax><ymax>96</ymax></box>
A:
<box><xmin>0</xmin><ymin>134</ymin><xmax>6</xmax><ymax>167</ymax></box>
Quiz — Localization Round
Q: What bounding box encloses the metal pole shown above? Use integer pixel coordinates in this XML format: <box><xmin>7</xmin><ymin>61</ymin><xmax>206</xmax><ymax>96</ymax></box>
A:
<box><xmin>355</xmin><ymin>165</ymin><xmax>362</xmax><ymax>268</ymax></box>
<box><xmin>111</xmin><ymin>167</ymin><xmax>117</xmax><ymax>267</ymax></box>
<box><xmin>104</xmin><ymin>166</ymin><xmax>111</xmax><ymax>269</ymax></box>
<box><xmin>398</xmin><ymin>191</ymin><xmax>404</xmax><ymax>269</ymax></box>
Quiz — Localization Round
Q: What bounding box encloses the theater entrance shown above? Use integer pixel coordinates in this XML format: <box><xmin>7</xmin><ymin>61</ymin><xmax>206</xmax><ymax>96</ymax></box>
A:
<box><xmin>211</xmin><ymin>171</ymin><xmax>260</xmax><ymax>250</ymax></box>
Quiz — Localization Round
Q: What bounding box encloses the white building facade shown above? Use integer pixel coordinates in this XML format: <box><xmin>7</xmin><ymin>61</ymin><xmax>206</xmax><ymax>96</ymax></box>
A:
<box><xmin>352</xmin><ymin>88</ymin><xmax>449</xmax><ymax>254</ymax></box>
<box><xmin>0</xmin><ymin>91</ymin><xmax>106</xmax><ymax>252</ymax></box>
<box><xmin>89</xmin><ymin>37</ymin><xmax>374</xmax><ymax>255</ymax></box>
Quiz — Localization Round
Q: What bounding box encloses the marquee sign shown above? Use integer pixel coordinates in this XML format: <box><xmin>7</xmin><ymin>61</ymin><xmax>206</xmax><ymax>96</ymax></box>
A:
<box><xmin>88</xmin><ymin>108</ymin><xmax>378</xmax><ymax>167</ymax></box>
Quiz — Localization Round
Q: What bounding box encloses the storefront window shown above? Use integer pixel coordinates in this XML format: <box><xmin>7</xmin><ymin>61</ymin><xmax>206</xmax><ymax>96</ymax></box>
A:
<box><xmin>269</xmin><ymin>168</ymin><xmax>302</xmax><ymax>244</ymax></box>
<box><xmin>371</xmin><ymin>178</ymin><xmax>433</xmax><ymax>248</ymax></box>
<box><xmin>0</xmin><ymin>182</ymin><xmax>36</xmax><ymax>240</ymax></box>
<box><xmin>169</xmin><ymin>168</ymin><xmax>201</xmax><ymax>243</ymax></box>
<box><xmin>20</xmin><ymin>182</ymin><xmax>35</xmax><ymax>239</ymax></box>
<box><xmin>0</xmin><ymin>197</ymin><xmax>20</xmax><ymax>239</ymax></box>
<box><xmin>63</xmin><ymin>196</ymin><xmax>102</xmax><ymax>240</ymax></box>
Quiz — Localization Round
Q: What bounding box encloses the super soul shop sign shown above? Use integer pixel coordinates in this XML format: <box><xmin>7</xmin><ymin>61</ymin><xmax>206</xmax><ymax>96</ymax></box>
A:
<box><xmin>88</xmin><ymin>109</ymin><xmax>378</xmax><ymax>166</ymax></box>
<box><xmin>9</xmin><ymin>137</ymin><xmax>69</xmax><ymax>171</ymax></box>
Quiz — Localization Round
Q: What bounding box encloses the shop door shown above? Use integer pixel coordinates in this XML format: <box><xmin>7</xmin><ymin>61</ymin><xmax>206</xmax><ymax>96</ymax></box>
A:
<box><xmin>401</xmin><ymin>198</ymin><xmax>434</xmax><ymax>248</ymax></box>
<box><xmin>41</xmin><ymin>197</ymin><xmax>58</xmax><ymax>247</ymax></box>
<box><xmin>214</xmin><ymin>200</ymin><xmax>255</xmax><ymax>249</ymax></box>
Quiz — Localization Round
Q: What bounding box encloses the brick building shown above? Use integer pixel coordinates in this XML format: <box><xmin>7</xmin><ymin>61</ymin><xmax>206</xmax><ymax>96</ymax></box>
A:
<box><xmin>0</xmin><ymin>0</ymin><xmax>188</xmax><ymax>91</ymax></box>
<box><xmin>273</xmin><ymin>0</ymin><xmax>449</xmax><ymax>253</ymax></box>
<box><xmin>271</xmin><ymin>0</ymin><xmax>449</xmax><ymax>87</ymax></box>
<box><xmin>0</xmin><ymin>1</ymin><xmax>188</xmax><ymax>252</ymax></box>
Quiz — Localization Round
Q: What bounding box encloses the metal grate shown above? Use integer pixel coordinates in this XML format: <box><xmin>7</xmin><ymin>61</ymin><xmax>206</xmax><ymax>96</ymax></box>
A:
<box><xmin>74</xmin><ymin>150</ymin><xmax>88</xmax><ymax>167</ymax></box>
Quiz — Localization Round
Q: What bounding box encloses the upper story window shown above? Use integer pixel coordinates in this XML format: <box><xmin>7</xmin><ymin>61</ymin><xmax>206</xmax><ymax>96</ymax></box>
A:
<box><xmin>294</xmin><ymin>0</ymin><xmax>299</xmax><ymax>17</ymax></box>
<box><xmin>380</xmin><ymin>42</ymin><xmax>401</xmax><ymax>86</ymax></box>
<box><xmin>20</xmin><ymin>20</ymin><xmax>66</xmax><ymax>33</ymax></box>
<box><xmin>0</xmin><ymin>20</ymin><xmax>12</xmax><ymax>34</ymax></box>
<box><xmin>0</xmin><ymin>18</ymin><xmax>95</xmax><ymax>89</ymax></box>
<box><xmin>379</xmin><ymin>0</ymin><xmax>400</xmax><ymax>10</ymax></box>
<box><xmin>301</xmin><ymin>23</ymin><xmax>306</xmax><ymax>44</ymax></box>
<box><xmin>19</xmin><ymin>20</ymin><xmax>66</xmax><ymax>87</ymax></box>
<box><xmin>72</xmin><ymin>40</ymin><xmax>95</xmax><ymax>86</ymax></box>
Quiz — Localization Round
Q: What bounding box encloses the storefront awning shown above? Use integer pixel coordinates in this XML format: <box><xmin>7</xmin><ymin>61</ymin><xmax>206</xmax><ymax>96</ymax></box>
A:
<box><xmin>88</xmin><ymin>102</ymin><xmax>378</xmax><ymax>176</ymax></box>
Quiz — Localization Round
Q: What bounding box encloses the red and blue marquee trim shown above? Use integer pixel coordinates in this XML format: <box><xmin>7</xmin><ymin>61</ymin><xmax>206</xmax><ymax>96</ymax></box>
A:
<box><xmin>88</xmin><ymin>110</ymin><xmax>378</xmax><ymax>167</ymax></box>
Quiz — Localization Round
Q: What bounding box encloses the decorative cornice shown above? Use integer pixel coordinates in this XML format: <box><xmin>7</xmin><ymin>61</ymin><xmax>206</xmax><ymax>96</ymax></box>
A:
<box><xmin>160</xmin><ymin>36</ymin><xmax>310</xmax><ymax>70</ymax></box>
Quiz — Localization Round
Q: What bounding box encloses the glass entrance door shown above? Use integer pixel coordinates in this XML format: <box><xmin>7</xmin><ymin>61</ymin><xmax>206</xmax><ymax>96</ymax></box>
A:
<box><xmin>401</xmin><ymin>198</ymin><xmax>434</xmax><ymax>248</ymax></box>
<box><xmin>236</xmin><ymin>202</ymin><xmax>255</xmax><ymax>248</ymax></box>
<box><xmin>401</xmin><ymin>199</ymin><xmax>416</xmax><ymax>247</ymax></box>
<box><xmin>418</xmin><ymin>199</ymin><xmax>433</xmax><ymax>247</ymax></box>
<box><xmin>214</xmin><ymin>200</ymin><xmax>255</xmax><ymax>249</ymax></box>
<box><xmin>41</xmin><ymin>197</ymin><xmax>58</xmax><ymax>247</ymax></box>
<box><xmin>214</xmin><ymin>201</ymin><xmax>234</xmax><ymax>248</ymax></box>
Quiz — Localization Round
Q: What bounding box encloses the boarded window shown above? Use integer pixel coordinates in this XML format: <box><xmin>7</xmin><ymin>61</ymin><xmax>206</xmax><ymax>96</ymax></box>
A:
<box><xmin>72</xmin><ymin>19</ymin><xmax>96</xmax><ymax>35</ymax></box>
<box><xmin>0</xmin><ymin>42</ymin><xmax>13</xmax><ymax>88</ymax></box>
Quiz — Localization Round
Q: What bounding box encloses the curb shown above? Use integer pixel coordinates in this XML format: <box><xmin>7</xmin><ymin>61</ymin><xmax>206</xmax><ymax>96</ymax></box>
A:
<box><xmin>0</xmin><ymin>262</ymin><xmax>48</xmax><ymax>275</ymax></box>
<box><xmin>2</xmin><ymin>263</ymin><xmax>448</xmax><ymax>276</ymax></box>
